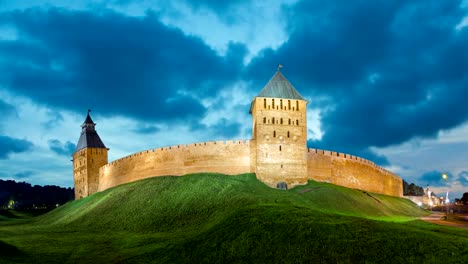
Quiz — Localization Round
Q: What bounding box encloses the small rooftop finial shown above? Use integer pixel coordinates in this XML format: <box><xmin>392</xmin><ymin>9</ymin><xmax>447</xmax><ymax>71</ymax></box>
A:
<box><xmin>88</xmin><ymin>109</ymin><xmax>91</xmax><ymax>114</ymax></box>
<box><xmin>277</xmin><ymin>64</ymin><xmax>283</xmax><ymax>71</ymax></box>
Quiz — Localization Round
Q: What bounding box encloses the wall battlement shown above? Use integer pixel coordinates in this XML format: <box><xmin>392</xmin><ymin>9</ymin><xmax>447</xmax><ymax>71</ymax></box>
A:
<box><xmin>98</xmin><ymin>139</ymin><xmax>253</xmax><ymax>191</ymax></box>
<box><xmin>306</xmin><ymin>148</ymin><xmax>402</xmax><ymax>196</ymax></box>
<box><xmin>307</xmin><ymin>148</ymin><xmax>399</xmax><ymax>180</ymax></box>
<box><xmin>103</xmin><ymin>140</ymin><xmax>251</xmax><ymax>168</ymax></box>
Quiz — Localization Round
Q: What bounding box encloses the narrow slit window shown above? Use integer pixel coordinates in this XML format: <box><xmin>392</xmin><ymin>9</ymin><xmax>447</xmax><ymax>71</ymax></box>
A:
<box><xmin>272</xmin><ymin>99</ymin><xmax>275</xmax><ymax>108</ymax></box>
<box><xmin>264</xmin><ymin>98</ymin><xmax>266</xmax><ymax>108</ymax></box>
<box><xmin>288</xmin><ymin>119</ymin><xmax>291</xmax><ymax>125</ymax></box>
<box><xmin>296</xmin><ymin>120</ymin><xmax>299</xmax><ymax>125</ymax></box>
<box><xmin>279</xmin><ymin>145</ymin><xmax>282</xmax><ymax>151</ymax></box>
<box><xmin>273</xmin><ymin>131</ymin><xmax>276</xmax><ymax>137</ymax></box>
<box><xmin>280</xmin><ymin>99</ymin><xmax>283</xmax><ymax>109</ymax></box>
<box><xmin>280</xmin><ymin>118</ymin><xmax>283</xmax><ymax>124</ymax></box>
<box><xmin>288</xmin><ymin>100</ymin><xmax>291</xmax><ymax>110</ymax></box>
<box><xmin>272</xmin><ymin>117</ymin><xmax>275</xmax><ymax>124</ymax></box>
<box><xmin>263</xmin><ymin>117</ymin><xmax>266</xmax><ymax>124</ymax></box>
<box><xmin>287</xmin><ymin>131</ymin><xmax>290</xmax><ymax>138</ymax></box>
<box><xmin>296</xmin><ymin>101</ymin><xmax>299</xmax><ymax>111</ymax></box>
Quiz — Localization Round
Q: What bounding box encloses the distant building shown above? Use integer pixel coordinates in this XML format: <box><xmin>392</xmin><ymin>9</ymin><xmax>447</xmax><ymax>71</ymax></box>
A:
<box><xmin>73</xmin><ymin>69</ymin><xmax>402</xmax><ymax>199</ymax></box>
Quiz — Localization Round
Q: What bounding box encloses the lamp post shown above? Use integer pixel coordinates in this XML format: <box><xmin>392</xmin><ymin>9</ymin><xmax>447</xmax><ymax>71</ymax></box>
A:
<box><xmin>442</xmin><ymin>173</ymin><xmax>449</xmax><ymax>219</ymax></box>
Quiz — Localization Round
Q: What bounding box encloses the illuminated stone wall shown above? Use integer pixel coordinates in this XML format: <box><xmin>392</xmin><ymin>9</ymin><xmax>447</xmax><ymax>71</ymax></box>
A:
<box><xmin>97</xmin><ymin>141</ymin><xmax>402</xmax><ymax>197</ymax></box>
<box><xmin>99</xmin><ymin>140</ymin><xmax>252</xmax><ymax>191</ymax></box>
<box><xmin>307</xmin><ymin>148</ymin><xmax>403</xmax><ymax>197</ymax></box>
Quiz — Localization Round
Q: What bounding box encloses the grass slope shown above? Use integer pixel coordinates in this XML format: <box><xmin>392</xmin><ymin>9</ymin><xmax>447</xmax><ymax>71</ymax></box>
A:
<box><xmin>1</xmin><ymin>173</ymin><xmax>467</xmax><ymax>263</ymax></box>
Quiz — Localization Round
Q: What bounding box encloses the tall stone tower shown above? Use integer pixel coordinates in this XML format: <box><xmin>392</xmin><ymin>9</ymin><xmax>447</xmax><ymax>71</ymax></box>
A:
<box><xmin>72</xmin><ymin>110</ymin><xmax>108</xmax><ymax>199</ymax></box>
<box><xmin>250</xmin><ymin>69</ymin><xmax>308</xmax><ymax>189</ymax></box>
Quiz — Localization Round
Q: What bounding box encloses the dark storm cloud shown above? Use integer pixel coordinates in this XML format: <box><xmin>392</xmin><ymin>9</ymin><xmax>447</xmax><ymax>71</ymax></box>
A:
<box><xmin>419</xmin><ymin>171</ymin><xmax>451</xmax><ymax>187</ymax></box>
<box><xmin>182</xmin><ymin>0</ymin><xmax>245</xmax><ymax>11</ymax></box>
<box><xmin>14</xmin><ymin>170</ymin><xmax>35</xmax><ymax>179</ymax></box>
<box><xmin>48</xmin><ymin>139</ymin><xmax>76</xmax><ymax>157</ymax></box>
<box><xmin>0</xmin><ymin>100</ymin><xmax>16</xmax><ymax>116</ymax></box>
<box><xmin>0</xmin><ymin>8</ymin><xmax>243</xmax><ymax>123</ymax></box>
<box><xmin>132</xmin><ymin>125</ymin><xmax>160</xmax><ymax>134</ymax></box>
<box><xmin>247</xmin><ymin>0</ymin><xmax>468</xmax><ymax>164</ymax></box>
<box><xmin>457</xmin><ymin>171</ymin><xmax>468</xmax><ymax>187</ymax></box>
<box><xmin>42</xmin><ymin>111</ymin><xmax>64</xmax><ymax>129</ymax></box>
<box><xmin>0</xmin><ymin>136</ymin><xmax>34</xmax><ymax>159</ymax></box>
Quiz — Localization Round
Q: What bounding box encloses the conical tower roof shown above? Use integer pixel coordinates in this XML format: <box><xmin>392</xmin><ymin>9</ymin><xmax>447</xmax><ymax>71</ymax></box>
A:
<box><xmin>75</xmin><ymin>110</ymin><xmax>106</xmax><ymax>152</ymax></box>
<box><xmin>256</xmin><ymin>70</ymin><xmax>305</xmax><ymax>100</ymax></box>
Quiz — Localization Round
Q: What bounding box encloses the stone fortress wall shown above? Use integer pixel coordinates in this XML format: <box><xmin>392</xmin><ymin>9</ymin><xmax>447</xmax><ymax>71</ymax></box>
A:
<box><xmin>306</xmin><ymin>148</ymin><xmax>402</xmax><ymax>197</ymax></box>
<box><xmin>98</xmin><ymin>140</ymin><xmax>402</xmax><ymax>197</ymax></box>
<box><xmin>99</xmin><ymin>140</ymin><xmax>252</xmax><ymax>191</ymax></box>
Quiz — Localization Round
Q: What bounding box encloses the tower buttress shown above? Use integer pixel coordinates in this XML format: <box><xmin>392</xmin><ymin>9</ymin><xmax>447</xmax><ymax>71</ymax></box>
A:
<box><xmin>250</xmin><ymin>70</ymin><xmax>308</xmax><ymax>189</ymax></box>
<box><xmin>72</xmin><ymin>110</ymin><xmax>108</xmax><ymax>199</ymax></box>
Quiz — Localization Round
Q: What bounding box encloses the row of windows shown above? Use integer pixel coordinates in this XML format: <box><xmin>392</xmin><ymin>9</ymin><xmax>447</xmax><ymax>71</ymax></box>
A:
<box><xmin>272</xmin><ymin>131</ymin><xmax>291</xmax><ymax>138</ymax></box>
<box><xmin>263</xmin><ymin>117</ymin><xmax>300</xmax><ymax>126</ymax></box>
<box><xmin>77</xmin><ymin>149</ymin><xmax>105</xmax><ymax>156</ymax></box>
<box><xmin>263</xmin><ymin>98</ymin><xmax>300</xmax><ymax>111</ymax></box>
<box><xmin>74</xmin><ymin>158</ymin><xmax>97</xmax><ymax>168</ymax></box>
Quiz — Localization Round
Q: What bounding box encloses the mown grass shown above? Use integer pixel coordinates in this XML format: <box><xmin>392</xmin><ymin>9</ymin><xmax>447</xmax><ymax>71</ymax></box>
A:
<box><xmin>0</xmin><ymin>173</ymin><xmax>467</xmax><ymax>263</ymax></box>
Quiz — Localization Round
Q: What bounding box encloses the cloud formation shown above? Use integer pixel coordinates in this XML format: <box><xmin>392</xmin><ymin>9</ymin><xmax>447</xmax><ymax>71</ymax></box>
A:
<box><xmin>0</xmin><ymin>136</ymin><xmax>34</xmax><ymax>159</ymax></box>
<box><xmin>246</xmin><ymin>0</ymin><xmax>468</xmax><ymax>164</ymax></box>
<box><xmin>457</xmin><ymin>171</ymin><xmax>468</xmax><ymax>186</ymax></box>
<box><xmin>0</xmin><ymin>8</ymin><xmax>244</xmax><ymax>123</ymax></box>
<box><xmin>14</xmin><ymin>170</ymin><xmax>35</xmax><ymax>179</ymax></box>
<box><xmin>419</xmin><ymin>171</ymin><xmax>451</xmax><ymax>187</ymax></box>
<box><xmin>48</xmin><ymin>139</ymin><xmax>76</xmax><ymax>157</ymax></box>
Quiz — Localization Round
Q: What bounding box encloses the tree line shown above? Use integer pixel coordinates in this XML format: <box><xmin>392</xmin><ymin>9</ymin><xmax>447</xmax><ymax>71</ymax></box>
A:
<box><xmin>0</xmin><ymin>179</ymin><xmax>74</xmax><ymax>210</ymax></box>
<box><xmin>402</xmin><ymin>180</ymin><xmax>425</xmax><ymax>196</ymax></box>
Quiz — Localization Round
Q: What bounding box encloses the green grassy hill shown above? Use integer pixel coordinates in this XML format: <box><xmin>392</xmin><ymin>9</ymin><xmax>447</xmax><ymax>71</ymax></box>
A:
<box><xmin>1</xmin><ymin>173</ymin><xmax>467</xmax><ymax>263</ymax></box>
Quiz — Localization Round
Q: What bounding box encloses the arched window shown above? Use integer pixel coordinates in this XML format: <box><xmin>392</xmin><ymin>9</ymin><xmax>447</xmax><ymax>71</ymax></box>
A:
<box><xmin>273</xmin><ymin>131</ymin><xmax>276</xmax><ymax>137</ymax></box>
<box><xmin>280</xmin><ymin>99</ymin><xmax>283</xmax><ymax>109</ymax></box>
<box><xmin>272</xmin><ymin>99</ymin><xmax>275</xmax><ymax>108</ymax></box>
<box><xmin>288</xmin><ymin>100</ymin><xmax>291</xmax><ymax>110</ymax></box>
<box><xmin>264</xmin><ymin>98</ymin><xmax>267</xmax><ymax>108</ymax></box>
<box><xmin>279</xmin><ymin>145</ymin><xmax>282</xmax><ymax>151</ymax></box>
<box><xmin>263</xmin><ymin>117</ymin><xmax>266</xmax><ymax>124</ymax></box>
<box><xmin>296</xmin><ymin>101</ymin><xmax>299</xmax><ymax>111</ymax></box>
<box><xmin>287</xmin><ymin>131</ymin><xmax>290</xmax><ymax>138</ymax></box>
<box><xmin>288</xmin><ymin>119</ymin><xmax>291</xmax><ymax>125</ymax></box>
<box><xmin>296</xmin><ymin>120</ymin><xmax>299</xmax><ymax>125</ymax></box>
<box><xmin>272</xmin><ymin>117</ymin><xmax>275</xmax><ymax>124</ymax></box>
<box><xmin>280</xmin><ymin>118</ymin><xmax>283</xmax><ymax>124</ymax></box>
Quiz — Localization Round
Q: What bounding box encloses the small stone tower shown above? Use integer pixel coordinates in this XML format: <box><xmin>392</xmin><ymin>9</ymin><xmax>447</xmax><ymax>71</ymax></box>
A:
<box><xmin>72</xmin><ymin>110</ymin><xmax>108</xmax><ymax>199</ymax></box>
<box><xmin>250</xmin><ymin>69</ymin><xmax>308</xmax><ymax>189</ymax></box>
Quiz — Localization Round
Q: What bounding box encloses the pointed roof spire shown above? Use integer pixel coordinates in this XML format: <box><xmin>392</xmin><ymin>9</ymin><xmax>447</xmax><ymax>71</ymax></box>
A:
<box><xmin>83</xmin><ymin>109</ymin><xmax>94</xmax><ymax>125</ymax></box>
<box><xmin>256</xmin><ymin>67</ymin><xmax>305</xmax><ymax>100</ymax></box>
<box><xmin>75</xmin><ymin>110</ymin><xmax>106</xmax><ymax>152</ymax></box>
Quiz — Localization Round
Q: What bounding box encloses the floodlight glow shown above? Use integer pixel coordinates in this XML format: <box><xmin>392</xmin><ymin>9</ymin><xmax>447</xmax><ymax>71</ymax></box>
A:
<box><xmin>442</xmin><ymin>173</ymin><xmax>448</xmax><ymax>180</ymax></box>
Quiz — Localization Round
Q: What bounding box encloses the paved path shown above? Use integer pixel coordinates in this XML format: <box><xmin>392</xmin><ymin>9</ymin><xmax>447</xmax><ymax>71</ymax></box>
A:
<box><xmin>420</xmin><ymin>212</ymin><xmax>468</xmax><ymax>229</ymax></box>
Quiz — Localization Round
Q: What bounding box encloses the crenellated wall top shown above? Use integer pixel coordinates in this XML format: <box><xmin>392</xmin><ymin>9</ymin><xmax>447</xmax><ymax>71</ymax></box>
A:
<box><xmin>307</xmin><ymin>148</ymin><xmax>400</xmax><ymax>180</ymax></box>
<box><xmin>102</xmin><ymin>139</ymin><xmax>252</xmax><ymax>168</ymax></box>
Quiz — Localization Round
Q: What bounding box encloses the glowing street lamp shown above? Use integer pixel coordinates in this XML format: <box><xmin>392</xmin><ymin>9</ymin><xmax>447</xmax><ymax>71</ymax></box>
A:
<box><xmin>442</xmin><ymin>173</ymin><xmax>448</xmax><ymax>181</ymax></box>
<box><xmin>442</xmin><ymin>173</ymin><xmax>449</xmax><ymax>219</ymax></box>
